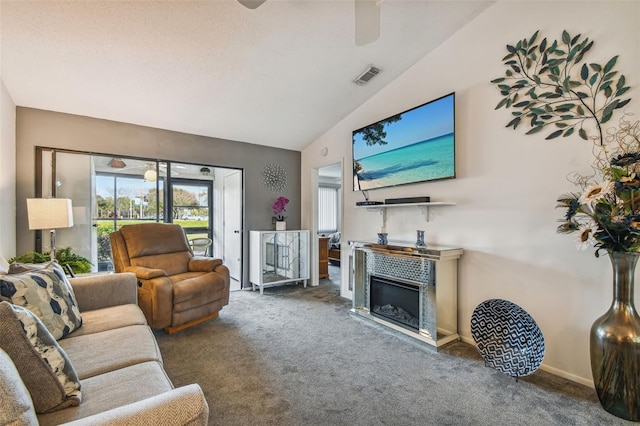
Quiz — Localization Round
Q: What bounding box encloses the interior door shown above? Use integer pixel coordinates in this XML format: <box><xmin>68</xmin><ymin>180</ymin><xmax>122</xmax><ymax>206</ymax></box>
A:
<box><xmin>223</xmin><ymin>170</ymin><xmax>242</xmax><ymax>286</ymax></box>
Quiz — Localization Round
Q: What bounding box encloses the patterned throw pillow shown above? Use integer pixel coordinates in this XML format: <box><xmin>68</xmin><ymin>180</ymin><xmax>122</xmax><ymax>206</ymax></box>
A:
<box><xmin>0</xmin><ymin>302</ymin><xmax>82</xmax><ymax>414</ymax></box>
<box><xmin>0</xmin><ymin>264</ymin><xmax>82</xmax><ymax>339</ymax></box>
<box><xmin>7</xmin><ymin>262</ymin><xmax>81</xmax><ymax>307</ymax></box>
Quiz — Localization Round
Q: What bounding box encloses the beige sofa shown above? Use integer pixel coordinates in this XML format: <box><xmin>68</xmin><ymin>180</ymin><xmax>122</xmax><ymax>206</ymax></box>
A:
<box><xmin>0</xmin><ymin>272</ymin><xmax>209</xmax><ymax>425</ymax></box>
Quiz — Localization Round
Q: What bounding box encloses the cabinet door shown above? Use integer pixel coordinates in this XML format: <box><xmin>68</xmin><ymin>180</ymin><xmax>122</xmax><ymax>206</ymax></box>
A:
<box><xmin>319</xmin><ymin>237</ymin><xmax>329</xmax><ymax>279</ymax></box>
<box><xmin>256</xmin><ymin>231</ymin><xmax>309</xmax><ymax>283</ymax></box>
<box><xmin>261</xmin><ymin>232</ymin><xmax>279</xmax><ymax>282</ymax></box>
<box><xmin>297</xmin><ymin>231</ymin><xmax>310</xmax><ymax>279</ymax></box>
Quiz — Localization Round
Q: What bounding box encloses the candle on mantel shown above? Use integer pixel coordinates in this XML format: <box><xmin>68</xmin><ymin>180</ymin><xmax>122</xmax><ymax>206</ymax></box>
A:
<box><xmin>380</xmin><ymin>227</ymin><xmax>386</xmax><ymax>234</ymax></box>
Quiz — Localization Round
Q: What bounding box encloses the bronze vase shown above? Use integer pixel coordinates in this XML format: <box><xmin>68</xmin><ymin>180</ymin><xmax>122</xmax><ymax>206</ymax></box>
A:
<box><xmin>590</xmin><ymin>251</ymin><xmax>640</xmax><ymax>421</ymax></box>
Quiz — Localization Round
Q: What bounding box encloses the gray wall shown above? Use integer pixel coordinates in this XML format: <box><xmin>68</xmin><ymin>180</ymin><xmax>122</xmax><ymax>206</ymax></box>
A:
<box><xmin>15</xmin><ymin>107</ymin><xmax>301</xmax><ymax>286</ymax></box>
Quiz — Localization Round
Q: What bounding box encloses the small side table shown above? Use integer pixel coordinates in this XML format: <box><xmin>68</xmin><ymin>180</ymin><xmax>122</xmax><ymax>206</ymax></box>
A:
<box><xmin>249</xmin><ymin>230</ymin><xmax>310</xmax><ymax>294</ymax></box>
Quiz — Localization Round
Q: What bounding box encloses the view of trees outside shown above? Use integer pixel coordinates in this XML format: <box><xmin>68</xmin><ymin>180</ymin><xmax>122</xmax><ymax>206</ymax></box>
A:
<box><xmin>95</xmin><ymin>175</ymin><xmax>210</xmax><ymax>270</ymax></box>
<box><xmin>96</xmin><ymin>175</ymin><xmax>164</xmax><ymax>221</ymax></box>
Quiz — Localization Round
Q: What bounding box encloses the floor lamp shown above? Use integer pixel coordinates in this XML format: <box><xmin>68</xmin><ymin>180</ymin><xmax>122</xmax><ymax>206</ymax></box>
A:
<box><xmin>27</xmin><ymin>198</ymin><xmax>74</xmax><ymax>262</ymax></box>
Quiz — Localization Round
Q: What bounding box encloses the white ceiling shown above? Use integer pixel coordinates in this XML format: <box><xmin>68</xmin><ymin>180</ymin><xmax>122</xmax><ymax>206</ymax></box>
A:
<box><xmin>1</xmin><ymin>0</ymin><xmax>493</xmax><ymax>151</ymax></box>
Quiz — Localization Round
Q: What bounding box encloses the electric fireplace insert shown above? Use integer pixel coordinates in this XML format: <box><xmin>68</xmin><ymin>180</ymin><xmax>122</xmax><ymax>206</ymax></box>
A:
<box><xmin>370</xmin><ymin>275</ymin><xmax>419</xmax><ymax>331</ymax></box>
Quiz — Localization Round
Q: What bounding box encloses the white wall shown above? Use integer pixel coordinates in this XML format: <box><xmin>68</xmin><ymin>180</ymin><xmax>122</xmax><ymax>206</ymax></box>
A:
<box><xmin>301</xmin><ymin>1</ymin><xmax>640</xmax><ymax>386</ymax></box>
<box><xmin>0</xmin><ymin>77</ymin><xmax>17</xmax><ymax>259</ymax></box>
<box><xmin>0</xmin><ymin>3</ymin><xmax>18</xmax><ymax>260</ymax></box>
<box><xmin>0</xmin><ymin>79</ymin><xmax>16</xmax><ymax>259</ymax></box>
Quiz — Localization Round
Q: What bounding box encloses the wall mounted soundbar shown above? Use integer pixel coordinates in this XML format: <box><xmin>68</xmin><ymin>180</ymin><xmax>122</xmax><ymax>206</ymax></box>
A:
<box><xmin>384</xmin><ymin>196</ymin><xmax>431</xmax><ymax>204</ymax></box>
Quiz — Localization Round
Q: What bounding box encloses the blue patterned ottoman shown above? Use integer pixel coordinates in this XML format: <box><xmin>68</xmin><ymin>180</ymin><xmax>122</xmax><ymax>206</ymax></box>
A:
<box><xmin>471</xmin><ymin>299</ymin><xmax>545</xmax><ymax>378</ymax></box>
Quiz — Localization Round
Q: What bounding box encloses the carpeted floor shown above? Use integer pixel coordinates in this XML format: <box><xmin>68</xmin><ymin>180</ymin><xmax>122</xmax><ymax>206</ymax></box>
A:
<box><xmin>155</xmin><ymin>275</ymin><xmax>629</xmax><ymax>425</ymax></box>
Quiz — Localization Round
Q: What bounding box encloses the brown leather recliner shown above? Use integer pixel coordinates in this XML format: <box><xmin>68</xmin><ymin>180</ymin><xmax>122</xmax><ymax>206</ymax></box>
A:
<box><xmin>110</xmin><ymin>223</ymin><xmax>230</xmax><ymax>333</ymax></box>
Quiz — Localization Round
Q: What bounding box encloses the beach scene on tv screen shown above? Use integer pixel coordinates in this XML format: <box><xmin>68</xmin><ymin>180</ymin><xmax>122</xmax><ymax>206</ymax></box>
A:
<box><xmin>353</xmin><ymin>94</ymin><xmax>454</xmax><ymax>191</ymax></box>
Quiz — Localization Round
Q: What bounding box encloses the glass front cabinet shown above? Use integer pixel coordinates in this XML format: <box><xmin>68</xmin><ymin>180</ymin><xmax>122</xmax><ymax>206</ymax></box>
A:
<box><xmin>249</xmin><ymin>230</ymin><xmax>310</xmax><ymax>294</ymax></box>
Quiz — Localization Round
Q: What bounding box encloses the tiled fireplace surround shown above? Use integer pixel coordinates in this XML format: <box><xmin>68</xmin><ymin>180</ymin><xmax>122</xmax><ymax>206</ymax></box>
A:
<box><xmin>350</xmin><ymin>242</ymin><xmax>463</xmax><ymax>349</ymax></box>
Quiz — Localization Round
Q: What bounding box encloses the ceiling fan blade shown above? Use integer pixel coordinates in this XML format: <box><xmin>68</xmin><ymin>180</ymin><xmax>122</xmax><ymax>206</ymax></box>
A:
<box><xmin>355</xmin><ymin>0</ymin><xmax>380</xmax><ymax>46</ymax></box>
<box><xmin>238</xmin><ymin>0</ymin><xmax>267</xmax><ymax>9</ymax></box>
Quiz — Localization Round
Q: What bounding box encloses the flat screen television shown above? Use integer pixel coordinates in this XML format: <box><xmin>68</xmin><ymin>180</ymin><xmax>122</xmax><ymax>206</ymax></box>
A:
<box><xmin>352</xmin><ymin>92</ymin><xmax>455</xmax><ymax>191</ymax></box>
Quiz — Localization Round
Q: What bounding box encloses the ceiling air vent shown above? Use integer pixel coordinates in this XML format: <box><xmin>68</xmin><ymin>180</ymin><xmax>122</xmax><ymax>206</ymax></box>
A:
<box><xmin>353</xmin><ymin>65</ymin><xmax>381</xmax><ymax>86</ymax></box>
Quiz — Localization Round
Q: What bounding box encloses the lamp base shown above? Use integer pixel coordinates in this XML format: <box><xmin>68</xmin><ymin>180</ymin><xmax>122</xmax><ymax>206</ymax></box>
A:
<box><xmin>50</xmin><ymin>229</ymin><xmax>56</xmax><ymax>263</ymax></box>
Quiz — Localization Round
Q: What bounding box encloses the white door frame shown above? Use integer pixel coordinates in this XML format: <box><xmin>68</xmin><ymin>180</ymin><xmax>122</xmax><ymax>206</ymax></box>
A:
<box><xmin>310</xmin><ymin>158</ymin><xmax>344</xmax><ymax>290</ymax></box>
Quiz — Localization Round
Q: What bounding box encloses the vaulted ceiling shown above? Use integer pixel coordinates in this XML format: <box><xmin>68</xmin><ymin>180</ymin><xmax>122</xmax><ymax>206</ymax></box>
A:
<box><xmin>1</xmin><ymin>0</ymin><xmax>493</xmax><ymax>151</ymax></box>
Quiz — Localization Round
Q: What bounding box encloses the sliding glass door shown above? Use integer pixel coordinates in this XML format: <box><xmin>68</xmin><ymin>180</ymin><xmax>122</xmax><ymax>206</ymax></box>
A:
<box><xmin>37</xmin><ymin>149</ymin><xmax>243</xmax><ymax>283</ymax></box>
<box><xmin>169</xmin><ymin>179</ymin><xmax>213</xmax><ymax>247</ymax></box>
<box><xmin>94</xmin><ymin>166</ymin><xmax>166</xmax><ymax>270</ymax></box>
<box><xmin>44</xmin><ymin>151</ymin><xmax>95</xmax><ymax>268</ymax></box>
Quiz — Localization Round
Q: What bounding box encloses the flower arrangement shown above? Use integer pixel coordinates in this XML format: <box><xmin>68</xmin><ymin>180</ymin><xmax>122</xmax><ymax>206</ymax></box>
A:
<box><xmin>557</xmin><ymin>117</ymin><xmax>640</xmax><ymax>256</ymax></box>
<box><xmin>272</xmin><ymin>196</ymin><xmax>289</xmax><ymax>221</ymax></box>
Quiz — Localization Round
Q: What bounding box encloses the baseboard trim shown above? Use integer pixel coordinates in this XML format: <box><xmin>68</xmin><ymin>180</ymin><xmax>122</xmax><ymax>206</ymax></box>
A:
<box><xmin>538</xmin><ymin>364</ymin><xmax>594</xmax><ymax>387</ymax></box>
<box><xmin>459</xmin><ymin>336</ymin><xmax>594</xmax><ymax>388</ymax></box>
<box><xmin>164</xmin><ymin>311</ymin><xmax>219</xmax><ymax>334</ymax></box>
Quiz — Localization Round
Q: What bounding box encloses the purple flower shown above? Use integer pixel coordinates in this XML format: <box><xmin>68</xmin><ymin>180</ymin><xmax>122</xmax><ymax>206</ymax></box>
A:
<box><xmin>272</xmin><ymin>196</ymin><xmax>289</xmax><ymax>221</ymax></box>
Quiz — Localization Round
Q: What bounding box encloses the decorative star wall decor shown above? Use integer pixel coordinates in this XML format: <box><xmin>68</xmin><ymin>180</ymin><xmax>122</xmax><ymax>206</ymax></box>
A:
<box><xmin>261</xmin><ymin>164</ymin><xmax>287</xmax><ymax>192</ymax></box>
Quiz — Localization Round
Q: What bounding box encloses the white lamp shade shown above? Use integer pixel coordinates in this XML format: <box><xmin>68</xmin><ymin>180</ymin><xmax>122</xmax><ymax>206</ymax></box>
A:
<box><xmin>27</xmin><ymin>198</ymin><xmax>74</xmax><ymax>230</ymax></box>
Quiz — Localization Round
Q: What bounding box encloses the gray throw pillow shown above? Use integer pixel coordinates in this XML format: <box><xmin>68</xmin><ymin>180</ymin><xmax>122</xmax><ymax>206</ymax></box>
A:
<box><xmin>0</xmin><ymin>302</ymin><xmax>82</xmax><ymax>414</ymax></box>
<box><xmin>0</xmin><ymin>263</ymin><xmax>82</xmax><ymax>339</ymax></box>
<box><xmin>8</xmin><ymin>261</ymin><xmax>68</xmax><ymax>275</ymax></box>
<box><xmin>0</xmin><ymin>348</ymin><xmax>38</xmax><ymax>425</ymax></box>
